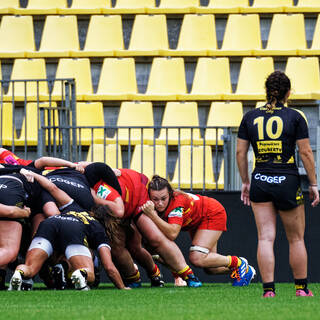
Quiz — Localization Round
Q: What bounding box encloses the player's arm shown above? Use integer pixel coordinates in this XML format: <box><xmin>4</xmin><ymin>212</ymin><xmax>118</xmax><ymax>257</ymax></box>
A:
<box><xmin>0</xmin><ymin>203</ymin><xmax>31</xmax><ymax>219</ymax></box>
<box><xmin>297</xmin><ymin>138</ymin><xmax>319</xmax><ymax>207</ymax></box>
<box><xmin>236</xmin><ymin>138</ymin><xmax>250</xmax><ymax>184</ymax></box>
<box><xmin>33</xmin><ymin>157</ymin><xmax>77</xmax><ymax>170</ymax></box>
<box><xmin>20</xmin><ymin>169</ymin><xmax>72</xmax><ymax>208</ymax></box>
<box><xmin>98</xmin><ymin>246</ymin><xmax>130</xmax><ymax>290</ymax></box>
<box><xmin>236</xmin><ymin>138</ymin><xmax>251</xmax><ymax>206</ymax></box>
<box><xmin>142</xmin><ymin>201</ymin><xmax>181</xmax><ymax>241</ymax></box>
<box><xmin>90</xmin><ymin>189</ymin><xmax>124</xmax><ymax>218</ymax></box>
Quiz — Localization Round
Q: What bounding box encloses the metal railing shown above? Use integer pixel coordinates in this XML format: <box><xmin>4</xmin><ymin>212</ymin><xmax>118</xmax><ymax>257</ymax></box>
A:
<box><xmin>0</xmin><ymin>78</ymin><xmax>76</xmax><ymax>159</ymax></box>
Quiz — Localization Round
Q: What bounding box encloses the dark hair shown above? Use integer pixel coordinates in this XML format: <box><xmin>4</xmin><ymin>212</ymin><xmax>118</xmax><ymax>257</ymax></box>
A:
<box><xmin>90</xmin><ymin>205</ymin><xmax>121</xmax><ymax>244</ymax></box>
<box><xmin>265</xmin><ymin>71</ymin><xmax>291</xmax><ymax>109</ymax></box>
<box><xmin>148</xmin><ymin>175</ymin><xmax>174</xmax><ymax>199</ymax></box>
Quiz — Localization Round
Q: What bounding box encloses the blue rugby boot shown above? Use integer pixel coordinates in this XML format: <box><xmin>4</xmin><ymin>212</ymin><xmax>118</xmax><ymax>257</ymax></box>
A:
<box><xmin>185</xmin><ymin>274</ymin><xmax>202</xmax><ymax>288</ymax></box>
<box><xmin>231</xmin><ymin>257</ymin><xmax>249</xmax><ymax>286</ymax></box>
<box><xmin>241</xmin><ymin>265</ymin><xmax>256</xmax><ymax>286</ymax></box>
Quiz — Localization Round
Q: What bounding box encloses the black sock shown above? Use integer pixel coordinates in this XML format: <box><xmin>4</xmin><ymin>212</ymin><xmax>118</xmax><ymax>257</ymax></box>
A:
<box><xmin>295</xmin><ymin>278</ymin><xmax>309</xmax><ymax>293</ymax></box>
<box><xmin>0</xmin><ymin>269</ymin><xmax>6</xmax><ymax>289</ymax></box>
<box><xmin>263</xmin><ymin>282</ymin><xmax>275</xmax><ymax>294</ymax></box>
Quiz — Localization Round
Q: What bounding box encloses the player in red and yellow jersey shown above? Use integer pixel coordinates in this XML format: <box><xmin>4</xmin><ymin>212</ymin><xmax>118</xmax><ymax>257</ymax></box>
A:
<box><xmin>0</xmin><ymin>148</ymin><xmax>33</xmax><ymax>166</ymax></box>
<box><xmin>86</xmin><ymin>164</ymin><xmax>202</xmax><ymax>287</ymax></box>
<box><xmin>143</xmin><ymin>175</ymin><xmax>256</xmax><ymax>286</ymax></box>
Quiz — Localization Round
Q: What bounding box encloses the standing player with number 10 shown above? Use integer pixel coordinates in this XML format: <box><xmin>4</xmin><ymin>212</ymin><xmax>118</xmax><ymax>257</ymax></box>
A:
<box><xmin>236</xmin><ymin>71</ymin><xmax>319</xmax><ymax>298</ymax></box>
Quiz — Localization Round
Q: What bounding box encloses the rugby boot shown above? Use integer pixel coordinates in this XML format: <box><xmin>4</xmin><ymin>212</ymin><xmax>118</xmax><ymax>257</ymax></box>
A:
<box><xmin>185</xmin><ymin>274</ymin><xmax>202</xmax><ymax>288</ymax></box>
<box><xmin>231</xmin><ymin>257</ymin><xmax>249</xmax><ymax>286</ymax></box>
<box><xmin>71</xmin><ymin>269</ymin><xmax>90</xmax><ymax>291</ymax></box>
<box><xmin>263</xmin><ymin>291</ymin><xmax>276</xmax><ymax>298</ymax></box>
<box><xmin>8</xmin><ymin>270</ymin><xmax>23</xmax><ymax>291</ymax></box>
<box><xmin>296</xmin><ymin>289</ymin><xmax>314</xmax><ymax>297</ymax></box>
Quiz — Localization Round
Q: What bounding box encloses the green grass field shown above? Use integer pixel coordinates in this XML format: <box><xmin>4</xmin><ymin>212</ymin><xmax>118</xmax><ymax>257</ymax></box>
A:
<box><xmin>1</xmin><ymin>283</ymin><xmax>320</xmax><ymax>320</ymax></box>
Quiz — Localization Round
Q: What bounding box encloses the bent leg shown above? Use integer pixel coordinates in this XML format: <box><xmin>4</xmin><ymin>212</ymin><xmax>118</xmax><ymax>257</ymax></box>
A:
<box><xmin>251</xmin><ymin>201</ymin><xmax>277</xmax><ymax>283</ymax></box>
<box><xmin>68</xmin><ymin>255</ymin><xmax>95</xmax><ymax>284</ymax></box>
<box><xmin>16</xmin><ymin>248</ymin><xmax>49</xmax><ymax>278</ymax></box>
<box><xmin>0</xmin><ymin>221</ymin><xmax>23</xmax><ymax>267</ymax></box>
<box><xmin>279</xmin><ymin>205</ymin><xmax>307</xmax><ymax>279</ymax></box>
<box><xmin>126</xmin><ymin>224</ymin><xmax>156</xmax><ymax>276</ymax></box>
<box><xmin>189</xmin><ymin>230</ymin><xmax>231</xmax><ymax>275</ymax></box>
<box><xmin>136</xmin><ymin>214</ymin><xmax>188</xmax><ymax>271</ymax></box>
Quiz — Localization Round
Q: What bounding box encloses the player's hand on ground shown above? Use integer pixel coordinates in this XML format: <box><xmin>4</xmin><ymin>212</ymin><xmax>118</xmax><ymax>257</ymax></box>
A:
<box><xmin>141</xmin><ymin>201</ymin><xmax>155</xmax><ymax>217</ymax></box>
<box><xmin>309</xmin><ymin>185</ymin><xmax>319</xmax><ymax>207</ymax></box>
<box><xmin>241</xmin><ymin>182</ymin><xmax>250</xmax><ymax>206</ymax></box>
<box><xmin>20</xmin><ymin>168</ymin><xmax>35</xmax><ymax>182</ymax></box>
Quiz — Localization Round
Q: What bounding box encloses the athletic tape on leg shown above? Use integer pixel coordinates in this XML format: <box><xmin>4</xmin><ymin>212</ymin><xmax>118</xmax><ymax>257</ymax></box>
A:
<box><xmin>189</xmin><ymin>245</ymin><xmax>210</xmax><ymax>254</ymax></box>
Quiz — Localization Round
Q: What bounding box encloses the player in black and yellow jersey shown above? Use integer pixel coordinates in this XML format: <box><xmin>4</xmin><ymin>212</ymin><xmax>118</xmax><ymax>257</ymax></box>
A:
<box><xmin>236</xmin><ymin>71</ymin><xmax>319</xmax><ymax>298</ymax></box>
<box><xmin>8</xmin><ymin>168</ymin><xmax>130</xmax><ymax>291</ymax></box>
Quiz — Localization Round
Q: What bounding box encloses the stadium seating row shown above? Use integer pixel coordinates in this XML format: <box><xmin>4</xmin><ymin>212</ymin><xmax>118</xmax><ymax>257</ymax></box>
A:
<box><xmin>1</xmin><ymin>14</ymin><xmax>320</xmax><ymax>58</ymax></box>
<box><xmin>1</xmin><ymin>0</ymin><xmax>320</xmax><ymax>15</ymax></box>
<box><xmin>86</xmin><ymin>143</ymin><xmax>225</xmax><ymax>189</ymax></box>
<box><xmin>2</xmin><ymin>57</ymin><xmax>320</xmax><ymax>101</ymax></box>
<box><xmin>0</xmin><ymin>101</ymin><xmax>243</xmax><ymax>146</ymax></box>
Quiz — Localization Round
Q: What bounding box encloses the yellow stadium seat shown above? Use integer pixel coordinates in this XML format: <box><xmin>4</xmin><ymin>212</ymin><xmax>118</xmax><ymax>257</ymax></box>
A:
<box><xmin>244</xmin><ymin>0</ymin><xmax>292</xmax><ymax>13</ymax></box>
<box><xmin>86</xmin><ymin>144</ymin><xmax>122</xmax><ymax>168</ymax></box>
<box><xmin>205</xmin><ymin>102</ymin><xmax>243</xmax><ymax>146</ymax></box>
<box><xmin>0</xmin><ymin>16</ymin><xmax>35</xmax><ymax>58</ymax></box>
<box><xmin>130</xmin><ymin>145</ymin><xmax>167</xmax><ymax>179</ymax></box>
<box><xmin>286</xmin><ymin>0</ymin><xmax>320</xmax><ymax>12</ymax></box>
<box><xmin>216</xmin><ymin>14</ymin><xmax>261</xmax><ymax>56</ymax></box>
<box><xmin>225</xmin><ymin>57</ymin><xmax>274</xmax><ymax>100</ymax></box>
<box><xmin>163</xmin><ymin>14</ymin><xmax>217</xmax><ymax>56</ymax></box>
<box><xmin>197</xmin><ymin>0</ymin><xmax>248</xmax><ymax>14</ymax></box>
<box><xmin>110</xmin><ymin>0</ymin><xmax>156</xmax><ymax>14</ymax></box>
<box><xmin>148</xmin><ymin>0</ymin><xmax>200</xmax><ymax>13</ymax></box>
<box><xmin>28</xmin><ymin>15</ymin><xmax>79</xmax><ymax>58</ymax></box>
<box><xmin>285</xmin><ymin>57</ymin><xmax>320</xmax><ymax>100</ymax></box>
<box><xmin>0</xmin><ymin>103</ymin><xmax>17</xmax><ymax>146</ymax></box>
<box><xmin>139</xmin><ymin>57</ymin><xmax>187</xmax><ymax>100</ymax></box>
<box><xmin>59</xmin><ymin>0</ymin><xmax>110</xmax><ymax>14</ymax></box>
<box><xmin>171</xmin><ymin>146</ymin><xmax>217</xmax><ymax>189</ymax></box>
<box><xmin>51</xmin><ymin>58</ymin><xmax>93</xmax><ymax>101</ymax></box>
<box><xmin>15</xmin><ymin>0</ymin><xmax>67</xmax><ymax>14</ymax></box>
<box><xmin>299</xmin><ymin>14</ymin><xmax>320</xmax><ymax>55</ymax></box>
<box><xmin>157</xmin><ymin>102</ymin><xmax>202</xmax><ymax>145</ymax></box>
<box><xmin>179</xmin><ymin>57</ymin><xmax>231</xmax><ymax>100</ymax></box>
<box><xmin>15</xmin><ymin>102</ymin><xmax>58</xmax><ymax>146</ymax></box>
<box><xmin>114</xmin><ymin>102</ymin><xmax>154</xmax><ymax>145</ymax></box>
<box><xmin>5</xmin><ymin>59</ymin><xmax>48</xmax><ymax>101</ymax></box>
<box><xmin>117</xmin><ymin>15</ymin><xmax>169</xmax><ymax>56</ymax></box>
<box><xmin>254</xmin><ymin>14</ymin><xmax>306</xmax><ymax>56</ymax></box>
<box><xmin>216</xmin><ymin>159</ymin><xmax>224</xmax><ymax>190</ymax></box>
<box><xmin>72</xmin><ymin>15</ymin><xmax>123</xmax><ymax>57</ymax></box>
<box><xmin>75</xmin><ymin>102</ymin><xmax>105</xmax><ymax>146</ymax></box>
<box><xmin>0</xmin><ymin>0</ymin><xmax>19</xmax><ymax>14</ymax></box>
<box><xmin>87</xmin><ymin>58</ymin><xmax>137</xmax><ymax>101</ymax></box>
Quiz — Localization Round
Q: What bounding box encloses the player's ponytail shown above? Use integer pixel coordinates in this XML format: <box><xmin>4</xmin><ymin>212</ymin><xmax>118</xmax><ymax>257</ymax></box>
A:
<box><xmin>265</xmin><ymin>71</ymin><xmax>291</xmax><ymax>110</ymax></box>
<box><xmin>91</xmin><ymin>205</ymin><xmax>122</xmax><ymax>244</ymax></box>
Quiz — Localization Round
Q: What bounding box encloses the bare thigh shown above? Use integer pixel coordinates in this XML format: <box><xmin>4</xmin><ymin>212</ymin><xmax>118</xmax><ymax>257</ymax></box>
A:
<box><xmin>68</xmin><ymin>256</ymin><xmax>94</xmax><ymax>274</ymax></box>
<box><xmin>278</xmin><ymin>204</ymin><xmax>305</xmax><ymax>241</ymax></box>
<box><xmin>191</xmin><ymin>229</ymin><xmax>222</xmax><ymax>251</ymax></box>
<box><xmin>251</xmin><ymin>202</ymin><xmax>277</xmax><ymax>240</ymax></box>
<box><xmin>0</xmin><ymin>221</ymin><xmax>23</xmax><ymax>265</ymax></box>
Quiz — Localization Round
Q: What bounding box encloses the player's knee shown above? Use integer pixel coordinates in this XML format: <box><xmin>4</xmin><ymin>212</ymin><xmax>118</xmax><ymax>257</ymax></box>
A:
<box><xmin>0</xmin><ymin>247</ymin><xmax>18</xmax><ymax>265</ymax></box>
<box><xmin>189</xmin><ymin>246</ymin><xmax>209</xmax><ymax>268</ymax></box>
